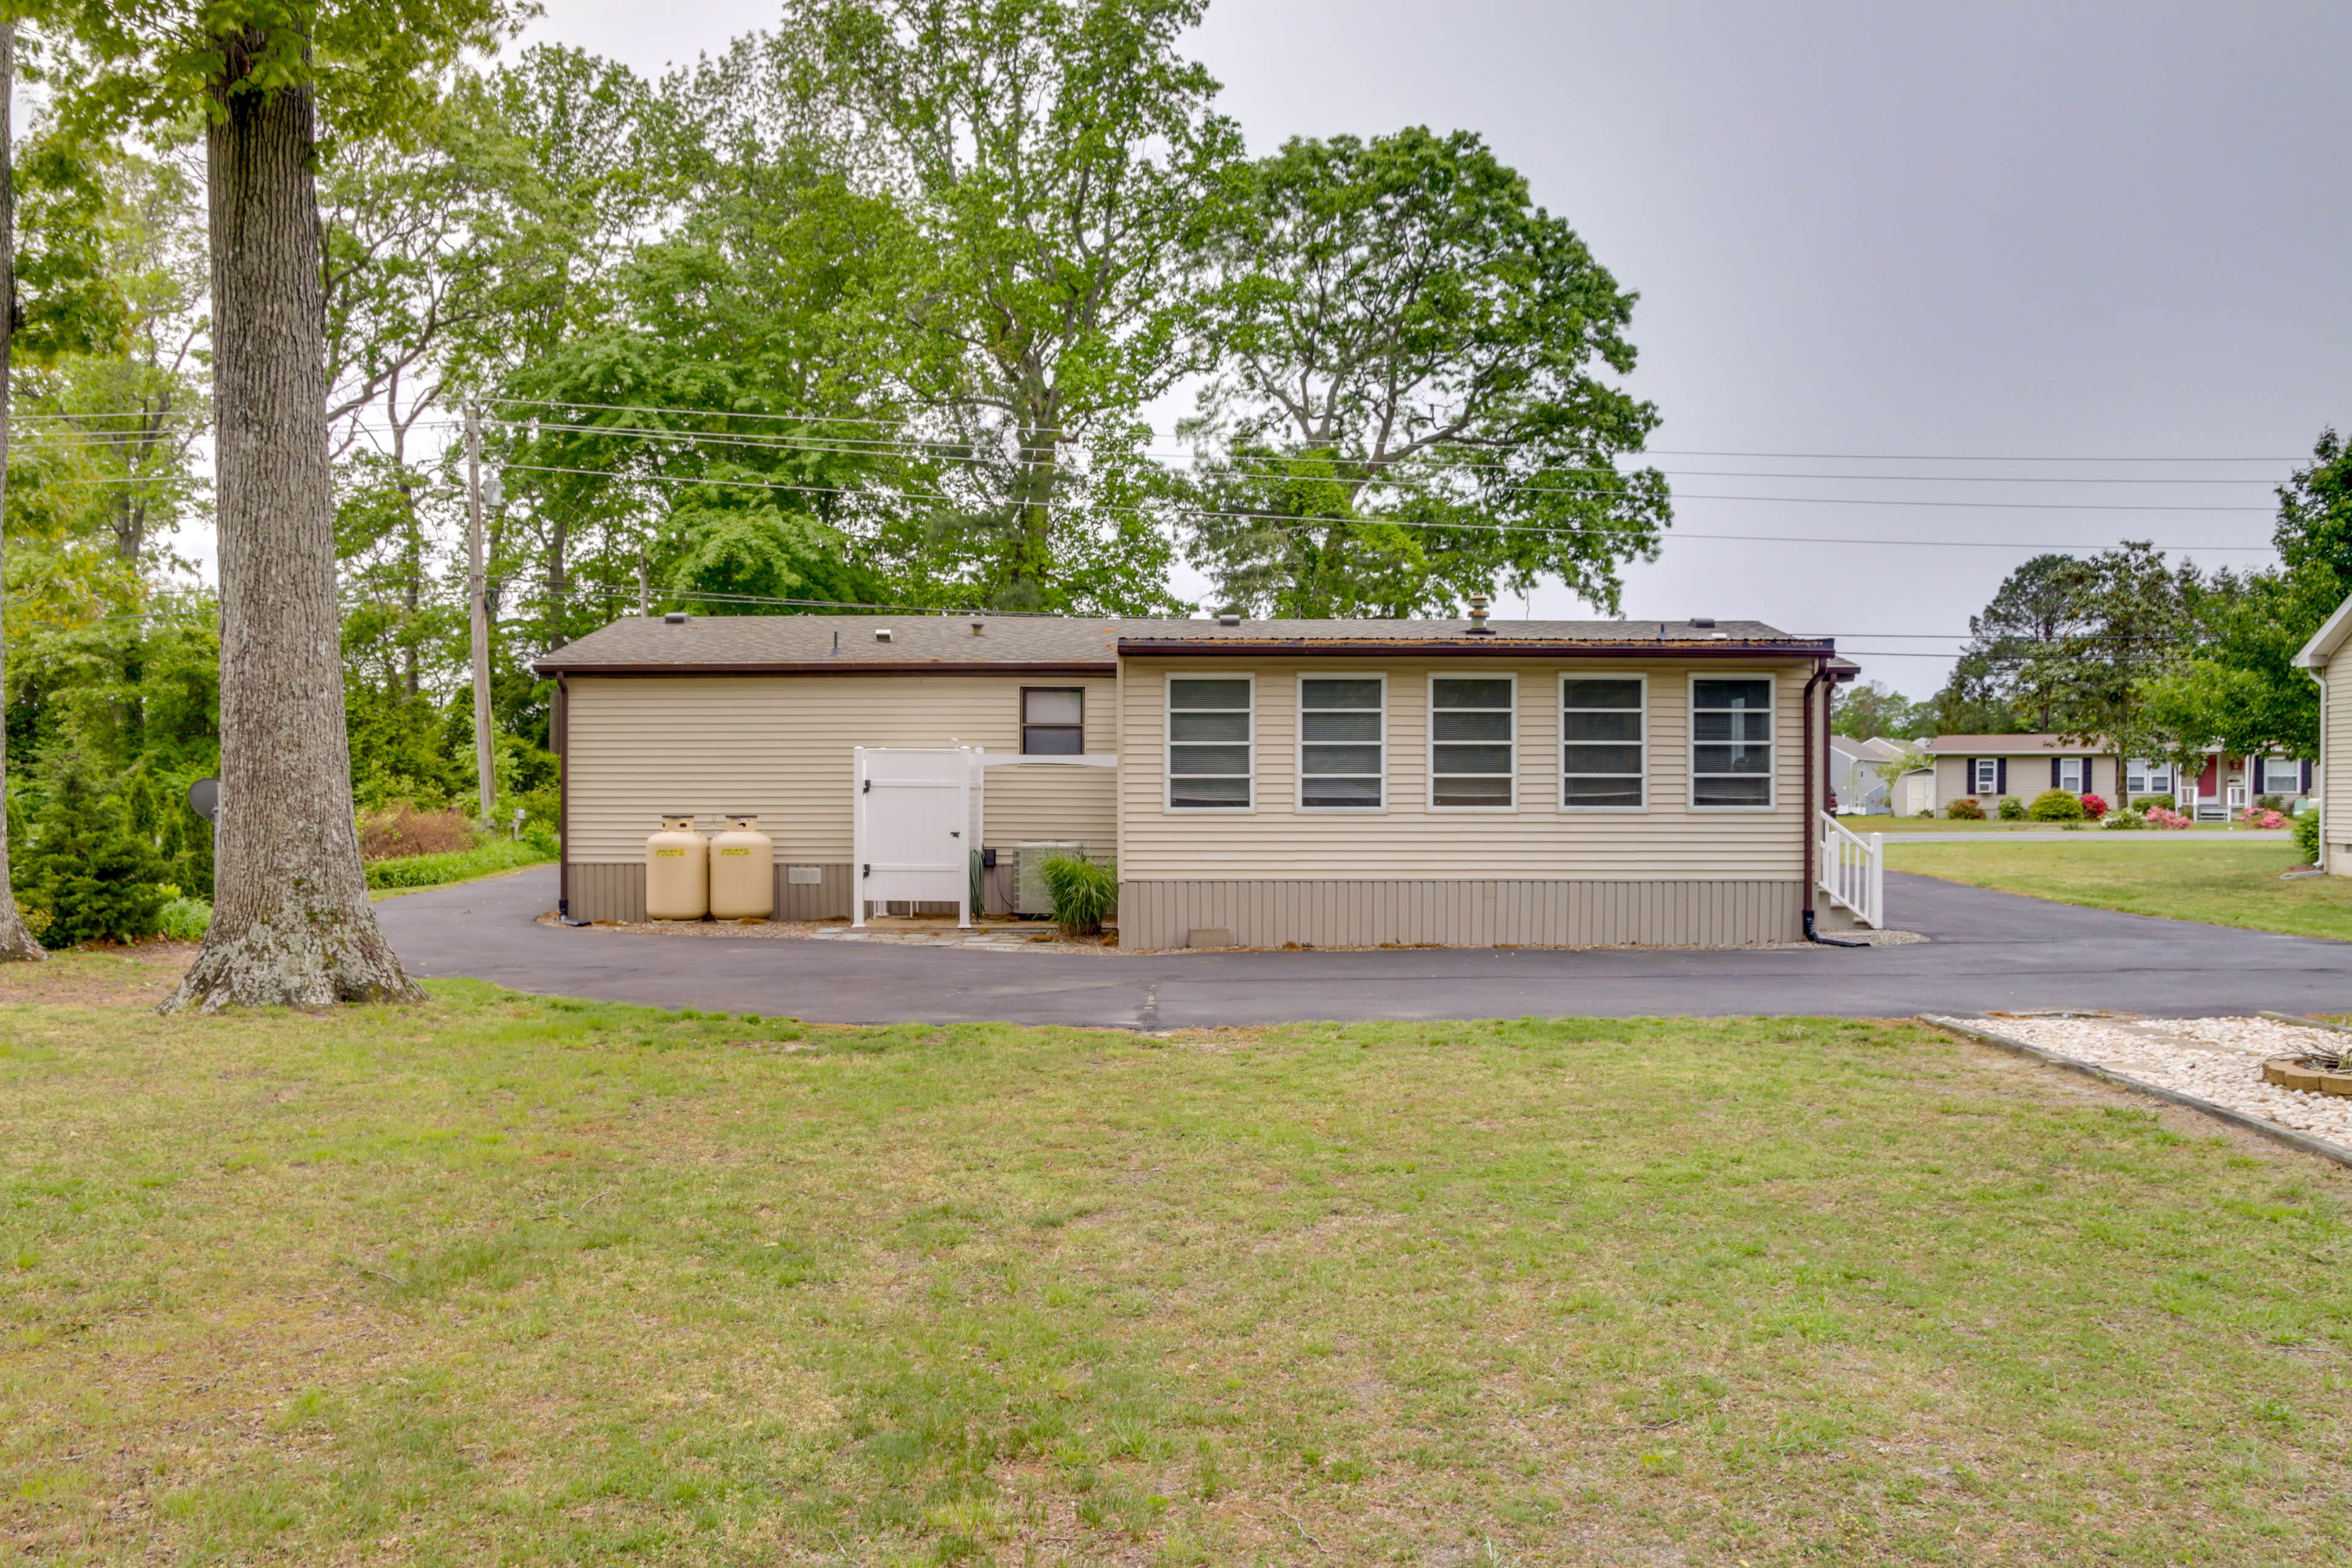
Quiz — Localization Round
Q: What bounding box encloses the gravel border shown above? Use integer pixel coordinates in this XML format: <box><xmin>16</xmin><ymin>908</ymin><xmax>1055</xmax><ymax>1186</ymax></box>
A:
<box><xmin>1918</xmin><ymin>1013</ymin><xmax>2352</xmax><ymax>1170</ymax></box>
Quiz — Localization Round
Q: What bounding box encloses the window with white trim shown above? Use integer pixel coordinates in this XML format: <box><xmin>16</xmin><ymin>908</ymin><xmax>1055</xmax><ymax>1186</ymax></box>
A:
<box><xmin>1298</xmin><ymin>676</ymin><xmax>1384</xmax><ymax>809</ymax></box>
<box><xmin>1561</xmin><ymin>676</ymin><xmax>1645</xmax><ymax>807</ymax></box>
<box><xmin>1430</xmin><ymin>676</ymin><xmax>1515</xmax><ymax>807</ymax></box>
<box><xmin>2056</xmin><ymin>756</ymin><xmax>2086</xmax><ymax>793</ymax></box>
<box><xmin>1167</xmin><ymin>677</ymin><xmax>1252</xmax><ymax>809</ymax></box>
<box><xmin>1692</xmin><ymin>678</ymin><xmax>1774</xmax><ymax>807</ymax></box>
<box><xmin>2126</xmin><ymin>758</ymin><xmax>2174</xmax><ymax>796</ymax></box>
<box><xmin>1971</xmin><ymin>758</ymin><xmax>1999</xmax><ymax>796</ymax></box>
<box><xmin>2262</xmin><ymin>757</ymin><xmax>2305</xmax><ymax>795</ymax></box>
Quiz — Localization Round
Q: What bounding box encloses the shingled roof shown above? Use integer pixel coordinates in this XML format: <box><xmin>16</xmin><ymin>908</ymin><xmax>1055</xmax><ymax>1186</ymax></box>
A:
<box><xmin>532</xmin><ymin>614</ymin><xmax>1833</xmax><ymax>674</ymax></box>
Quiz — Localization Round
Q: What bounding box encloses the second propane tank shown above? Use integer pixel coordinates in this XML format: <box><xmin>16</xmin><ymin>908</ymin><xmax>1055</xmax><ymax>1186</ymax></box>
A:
<box><xmin>646</xmin><ymin>815</ymin><xmax>709</xmax><ymax>919</ymax></box>
<box><xmin>709</xmin><ymin>814</ymin><xmax>775</xmax><ymax>919</ymax></box>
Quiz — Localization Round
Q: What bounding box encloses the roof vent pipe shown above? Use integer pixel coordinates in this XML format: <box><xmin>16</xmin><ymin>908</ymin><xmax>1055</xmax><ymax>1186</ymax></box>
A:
<box><xmin>970</xmin><ymin>619</ymin><xmax>986</xmax><ymax>636</ymax></box>
<box><xmin>1466</xmin><ymin>594</ymin><xmax>1493</xmax><ymax>635</ymax></box>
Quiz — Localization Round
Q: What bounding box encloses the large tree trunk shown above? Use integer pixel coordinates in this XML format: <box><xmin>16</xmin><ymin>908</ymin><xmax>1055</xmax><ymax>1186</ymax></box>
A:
<box><xmin>0</xmin><ymin>23</ymin><xmax>47</xmax><ymax>963</ymax></box>
<box><xmin>164</xmin><ymin>37</ymin><xmax>420</xmax><ymax>1012</ymax></box>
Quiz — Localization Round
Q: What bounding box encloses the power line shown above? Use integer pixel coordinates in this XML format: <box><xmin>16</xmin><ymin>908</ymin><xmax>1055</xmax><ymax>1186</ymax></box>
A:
<box><xmin>503</xmin><ymin>418</ymin><xmax>2293</xmax><ymax>491</ymax></box>
<box><xmin>499</xmin><ymin>460</ymin><xmax>2283</xmax><ymax>548</ymax></box>
<box><xmin>486</xmin><ymin>397</ymin><xmax>2322</xmax><ymax>466</ymax></box>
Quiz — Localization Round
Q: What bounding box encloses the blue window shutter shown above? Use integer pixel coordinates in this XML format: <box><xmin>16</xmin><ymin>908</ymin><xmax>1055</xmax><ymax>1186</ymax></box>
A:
<box><xmin>2304</xmin><ymin>760</ymin><xmax>2313</xmax><ymax>794</ymax></box>
<box><xmin>1996</xmin><ymin>758</ymin><xmax>2008</xmax><ymax>796</ymax></box>
<box><xmin>2051</xmin><ymin>757</ymin><xmax>2060</xmax><ymax>788</ymax></box>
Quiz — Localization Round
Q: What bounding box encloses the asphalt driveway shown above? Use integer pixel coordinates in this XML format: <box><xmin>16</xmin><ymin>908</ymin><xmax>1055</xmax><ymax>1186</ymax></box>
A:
<box><xmin>374</xmin><ymin>867</ymin><xmax>2352</xmax><ymax>1025</ymax></box>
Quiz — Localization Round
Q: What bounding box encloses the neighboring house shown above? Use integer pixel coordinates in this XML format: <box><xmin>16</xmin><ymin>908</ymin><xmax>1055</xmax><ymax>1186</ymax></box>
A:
<box><xmin>1920</xmin><ymin>736</ymin><xmax>2310</xmax><ymax>818</ymax></box>
<box><xmin>1924</xmin><ymin>736</ymin><xmax>2120</xmax><ymax>813</ymax></box>
<box><xmin>535</xmin><ymin>613</ymin><xmax>1864</xmax><ymax>949</ymax></box>
<box><xmin>1828</xmin><ymin>735</ymin><xmax>1902</xmax><ymax>813</ymax></box>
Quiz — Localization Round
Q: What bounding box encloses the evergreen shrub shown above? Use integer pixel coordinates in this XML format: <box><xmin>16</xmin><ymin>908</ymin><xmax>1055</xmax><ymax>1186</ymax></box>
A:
<box><xmin>1997</xmin><ymin>796</ymin><xmax>2027</xmax><ymax>820</ymax></box>
<box><xmin>17</xmin><ymin>759</ymin><xmax>171</xmax><ymax>947</ymax></box>
<box><xmin>2294</xmin><ymin>809</ymin><xmax>2322</xmax><ymax>864</ymax></box>
<box><xmin>2132</xmin><ymin>794</ymin><xmax>2176</xmax><ymax>812</ymax></box>
<box><xmin>2027</xmin><ymin>790</ymin><xmax>2085</xmax><ymax>821</ymax></box>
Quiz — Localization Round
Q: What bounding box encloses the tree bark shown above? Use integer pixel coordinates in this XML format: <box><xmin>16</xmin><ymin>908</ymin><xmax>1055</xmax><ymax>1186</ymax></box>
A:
<box><xmin>164</xmin><ymin>37</ymin><xmax>420</xmax><ymax>1011</ymax></box>
<box><xmin>0</xmin><ymin>23</ymin><xmax>48</xmax><ymax>963</ymax></box>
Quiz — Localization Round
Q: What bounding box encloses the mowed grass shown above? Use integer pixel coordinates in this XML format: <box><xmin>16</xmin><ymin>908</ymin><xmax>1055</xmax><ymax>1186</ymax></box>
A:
<box><xmin>6</xmin><ymin>974</ymin><xmax>2352</xmax><ymax>1564</ymax></box>
<box><xmin>1888</xmin><ymin>836</ymin><xmax>2352</xmax><ymax>941</ymax></box>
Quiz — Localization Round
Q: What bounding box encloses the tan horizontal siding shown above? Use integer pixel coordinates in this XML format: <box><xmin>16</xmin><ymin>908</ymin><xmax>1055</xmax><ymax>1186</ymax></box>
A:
<box><xmin>2326</xmin><ymin>660</ymin><xmax>2352</xmax><ymax>869</ymax></box>
<box><xmin>1116</xmin><ymin>657</ymin><xmax>1813</xmax><ymax>880</ymax></box>
<box><xmin>564</xmin><ymin>673</ymin><xmax>1115</xmax><ymax>863</ymax></box>
<box><xmin>568</xmin><ymin>861</ymin><xmax>858</xmax><ymax>922</ymax></box>
<box><xmin>1123</xmin><ymin>878</ymin><xmax>1801</xmax><ymax>950</ymax></box>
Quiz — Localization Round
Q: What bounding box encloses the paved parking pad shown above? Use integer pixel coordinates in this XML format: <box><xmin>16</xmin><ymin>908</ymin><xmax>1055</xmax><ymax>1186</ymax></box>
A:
<box><xmin>375</xmin><ymin>867</ymin><xmax>2352</xmax><ymax>1026</ymax></box>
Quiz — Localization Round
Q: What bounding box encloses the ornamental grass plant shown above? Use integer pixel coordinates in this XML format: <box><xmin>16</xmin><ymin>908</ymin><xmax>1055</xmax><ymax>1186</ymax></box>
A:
<box><xmin>1039</xmin><ymin>853</ymin><xmax>1118</xmax><ymax>939</ymax></box>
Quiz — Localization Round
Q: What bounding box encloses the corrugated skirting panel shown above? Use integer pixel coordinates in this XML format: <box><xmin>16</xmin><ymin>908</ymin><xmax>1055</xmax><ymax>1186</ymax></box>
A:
<box><xmin>566</xmin><ymin>862</ymin><xmax>856</xmax><ymax>922</ymax></box>
<box><xmin>1120</xmin><ymin>879</ymin><xmax>1803</xmax><ymax>951</ymax></box>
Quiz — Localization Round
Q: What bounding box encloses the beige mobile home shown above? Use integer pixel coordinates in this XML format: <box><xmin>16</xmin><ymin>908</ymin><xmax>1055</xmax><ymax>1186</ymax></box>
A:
<box><xmin>2296</xmin><ymin>592</ymin><xmax>2352</xmax><ymax>871</ymax></box>
<box><xmin>537</xmin><ymin>613</ymin><xmax>1865</xmax><ymax>947</ymax></box>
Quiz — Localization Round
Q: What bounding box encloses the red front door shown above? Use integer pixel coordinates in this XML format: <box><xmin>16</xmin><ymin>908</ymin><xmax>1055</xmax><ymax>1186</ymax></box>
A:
<box><xmin>2197</xmin><ymin>755</ymin><xmax>2220</xmax><ymax>800</ymax></box>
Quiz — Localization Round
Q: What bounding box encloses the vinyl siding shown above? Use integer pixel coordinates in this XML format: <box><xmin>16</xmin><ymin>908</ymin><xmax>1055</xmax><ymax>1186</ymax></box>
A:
<box><xmin>2326</xmin><ymin>660</ymin><xmax>2352</xmax><ymax>872</ymax></box>
<box><xmin>1932</xmin><ymin>752</ymin><xmax>2116</xmax><ymax>809</ymax></box>
<box><xmin>1117</xmin><ymin>657</ymin><xmax>1814</xmax><ymax>881</ymax></box>
<box><xmin>562</xmin><ymin>673</ymin><xmax>1116</xmax><ymax>864</ymax></box>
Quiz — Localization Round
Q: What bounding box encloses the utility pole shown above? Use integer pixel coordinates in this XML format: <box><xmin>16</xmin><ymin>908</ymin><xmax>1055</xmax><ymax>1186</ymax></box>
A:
<box><xmin>466</xmin><ymin>407</ymin><xmax>495</xmax><ymax>828</ymax></box>
<box><xmin>637</xmin><ymin>557</ymin><xmax>649</xmax><ymax>618</ymax></box>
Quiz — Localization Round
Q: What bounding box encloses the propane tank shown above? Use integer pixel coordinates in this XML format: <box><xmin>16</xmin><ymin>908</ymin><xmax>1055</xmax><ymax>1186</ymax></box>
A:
<box><xmin>709</xmin><ymin>814</ymin><xmax>775</xmax><ymax>919</ymax></box>
<box><xmin>646</xmin><ymin>815</ymin><xmax>709</xmax><ymax>919</ymax></box>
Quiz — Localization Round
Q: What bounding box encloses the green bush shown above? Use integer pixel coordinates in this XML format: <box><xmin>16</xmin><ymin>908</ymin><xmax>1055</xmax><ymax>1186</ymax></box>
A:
<box><xmin>1997</xmin><ymin>796</ymin><xmax>2027</xmax><ymax>821</ymax></box>
<box><xmin>15</xmin><ymin>758</ymin><xmax>171</xmax><ymax>947</ymax></box>
<box><xmin>365</xmin><ymin>836</ymin><xmax>556</xmax><ymax>890</ymax></box>
<box><xmin>1945</xmin><ymin>796</ymin><xmax>1985</xmax><ymax>820</ymax></box>
<box><xmin>2026</xmin><ymin>789</ymin><xmax>2085</xmax><ymax>821</ymax></box>
<box><xmin>2294</xmin><ymin>809</ymin><xmax>2321</xmax><ymax>865</ymax></box>
<box><xmin>158</xmin><ymin>896</ymin><xmax>212</xmax><ymax>941</ymax></box>
<box><xmin>1038</xmin><ymin>854</ymin><xmax>1118</xmax><ymax>939</ymax></box>
<box><xmin>2103</xmin><ymin>809</ymin><xmax>2147</xmax><ymax>831</ymax></box>
<box><xmin>2132</xmin><ymin>794</ymin><xmax>2176</xmax><ymax>812</ymax></box>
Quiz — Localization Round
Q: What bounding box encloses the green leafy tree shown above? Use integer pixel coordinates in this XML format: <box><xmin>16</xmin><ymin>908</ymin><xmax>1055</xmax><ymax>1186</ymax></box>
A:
<box><xmin>2137</xmin><ymin>431</ymin><xmax>2352</xmax><ymax>763</ymax></box>
<box><xmin>31</xmin><ymin>0</ymin><xmax>530</xmax><ymax>1010</ymax></box>
<box><xmin>1831</xmin><ymin>679</ymin><xmax>1927</xmax><ymax>740</ymax></box>
<box><xmin>776</xmin><ymin>0</ymin><xmax>1237</xmax><ymax>612</ymax></box>
<box><xmin>1931</xmin><ymin>554</ymin><xmax>2081</xmax><ymax>733</ymax></box>
<box><xmin>0</xmin><ymin>22</ymin><xmax>46</xmax><ymax>960</ymax></box>
<box><xmin>1182</xmin><ymin>127</ymin><xmax>1668</xmax><ymax>617</ymax></box>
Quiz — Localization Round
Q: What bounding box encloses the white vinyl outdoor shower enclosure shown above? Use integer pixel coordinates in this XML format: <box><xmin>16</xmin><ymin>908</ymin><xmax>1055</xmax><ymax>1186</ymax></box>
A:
<box><xmin>851</xmin><ymin>747</ymin><xmax>982</xmax><ymax>928</ymax></box>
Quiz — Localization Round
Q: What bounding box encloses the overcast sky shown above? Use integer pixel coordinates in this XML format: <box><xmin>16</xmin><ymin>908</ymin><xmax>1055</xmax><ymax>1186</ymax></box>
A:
<box><xmin>519</xmin><ymin>0</ymin><xmax>2348</xmax><ymax>698</ymax></box>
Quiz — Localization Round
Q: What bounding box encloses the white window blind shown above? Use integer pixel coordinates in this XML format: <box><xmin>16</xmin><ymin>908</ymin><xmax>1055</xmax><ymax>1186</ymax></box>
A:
<box><xmin>1167</xmin><ymin>678</ymin><xmax>1252</xmax><ymax>809</ymax></box>
<box><xmin>1430</xmin><ymin>677</ymin><xmax>1515</xmax><ymax>807</ymax></box>
<box><xmin>1692</xmin><ymin>679</ymin><xmax>1774</xmax><ymax>807</ymax></box>
<box><xmin>1561</xmin><ymin>677</ymin><xmax>1645</xmax><ymax>807</ymax></box>
<box><xmin>1298</xmin><ymin>677</ymin><xmax>1384</xmax><ymax>809</ymax></box>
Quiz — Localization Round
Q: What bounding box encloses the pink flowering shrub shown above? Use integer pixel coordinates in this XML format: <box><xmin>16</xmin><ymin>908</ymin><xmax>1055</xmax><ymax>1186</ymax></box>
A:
<box><xmin>2144</xmin><ymin>807</ymin><xmax>2194</xmax><ymax>831</ymax></box>
<box><xmin>2079</xmin><ymin>792</ymin><xmax>2110</xmax><ymax>820</ymax></box>
<box><xmin>2239</xmin><ymin>807</ymin><xmax>2289</xmax><ymax>831</ymax></box>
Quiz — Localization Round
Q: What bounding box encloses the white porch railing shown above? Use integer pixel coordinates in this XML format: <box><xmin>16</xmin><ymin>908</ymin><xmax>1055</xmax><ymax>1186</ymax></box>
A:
<box><xmin>1819</xmin><ymin>812</ymin><xmax>1885</xmax><ymax>930</ymax></box>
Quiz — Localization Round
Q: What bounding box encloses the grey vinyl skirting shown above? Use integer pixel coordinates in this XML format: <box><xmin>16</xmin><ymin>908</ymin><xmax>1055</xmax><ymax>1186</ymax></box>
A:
<box><xmin>1119</xmin><ymin>878</ymin><xmax>1806</xmax><ymax>951</ymax></box>
<box><xmin>565</xmin><ymin>863</ymin><xmax>1803</xmax><ymax>949</ymax></box>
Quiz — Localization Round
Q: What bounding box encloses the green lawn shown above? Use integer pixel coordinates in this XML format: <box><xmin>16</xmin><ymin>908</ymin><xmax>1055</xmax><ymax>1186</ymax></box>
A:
<box><xmin>6</xmin><ymin>964</ymin><xmax>2352</xmax><ymax>1563</ymax></box>
<box><xmin>1888</xmin><ymin>837</ymin><xmax>2352</xmax><ymax>941</ymax></box>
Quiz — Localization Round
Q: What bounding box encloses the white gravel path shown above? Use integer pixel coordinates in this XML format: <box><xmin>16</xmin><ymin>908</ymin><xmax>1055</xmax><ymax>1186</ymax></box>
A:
<box><xmin>1981</xmin><ymin>1014</ymin><xmax>2352</xmax><ymax>1143</ymax></box>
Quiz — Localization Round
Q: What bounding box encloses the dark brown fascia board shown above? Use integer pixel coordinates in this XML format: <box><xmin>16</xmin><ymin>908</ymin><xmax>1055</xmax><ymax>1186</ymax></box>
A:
<box><xmin>532</xmin><ymin>659</ymin><xmax>1118</xmax><ymax>677</ymax></box>
<box><xmin>1115</xmin><ymin>639</ymin><xmax>1834</xmax><ymax>660</ymax></box>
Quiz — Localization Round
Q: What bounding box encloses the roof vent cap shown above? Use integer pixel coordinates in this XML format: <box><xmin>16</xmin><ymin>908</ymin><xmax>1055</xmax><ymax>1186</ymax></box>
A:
<box><xmin>970</xmin><ymin>618</ymin><xmax>986</xmax><ymax>636</ymax></box>
<box><xmin>1466</xmin><ymin>594</ymin><xmax>1493</xmax><ymax>635</ymax></box>
<box><xmin>873</xmin><ymin>627</ymin><xmax>893</xmax><ymax>643</ymax></box>
<box><xmin>663</xmin><ymin>611</ymin><xmax>688</xmax><ymax>625</ymax></box>
<box><xmin>1689</xmin><ymin>616</ymin><xmax>1716</xmax><ymax>629</ymax></box>
<box><xmin>1217</xmin><ymin>612</ymin><xmax>1241</xmax><ymax>627</ymax></box>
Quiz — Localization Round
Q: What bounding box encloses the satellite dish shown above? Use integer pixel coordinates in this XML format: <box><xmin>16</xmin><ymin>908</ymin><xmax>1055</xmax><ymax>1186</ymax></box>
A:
<box><xmin>187</xmin><ymin>777</ymin><xmax>220</xmax><ymax>823</ymax></box>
